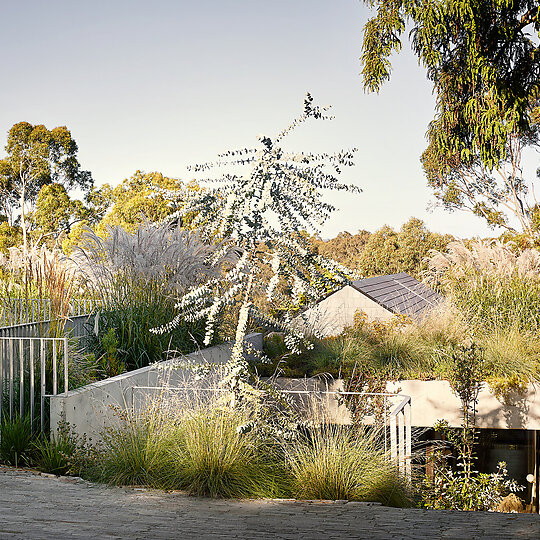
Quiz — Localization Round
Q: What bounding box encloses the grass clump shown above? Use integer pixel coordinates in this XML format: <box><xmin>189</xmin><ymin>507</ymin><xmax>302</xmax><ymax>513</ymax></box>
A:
<box><xmin>285</xmin><ymin>425</ymin><xmax>410</xmax><ymax>506</ymax></box>
<box><xmin>162</xmin><ymin>406</ymin><xmax>285</xmax><ymax>498</ymax></box>
<box><xmin>98</xmin><ymin>417</ymin><xmax>165</xmax><ymax>486</ymax></box>
<box><xmin>0</xmin><ymin>415</ymin><xmax>35</xmax><ymax>467</ymax></box>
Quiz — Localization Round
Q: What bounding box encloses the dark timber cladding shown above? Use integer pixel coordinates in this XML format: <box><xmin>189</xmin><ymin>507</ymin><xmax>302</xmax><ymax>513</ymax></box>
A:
<box><xmin>351</xmin><ymin>272</ymin><xmax>443</xmax><ymax>319</ymax></box>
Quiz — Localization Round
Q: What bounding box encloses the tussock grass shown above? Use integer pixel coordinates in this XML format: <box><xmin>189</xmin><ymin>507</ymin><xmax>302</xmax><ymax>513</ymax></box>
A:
<box><xmin>285</xmin><ymin>425</ymin><xmax>410</xmax><ymax>506</ymax></box>
<box><xmin>162</xmin><ymin>406</ymin><xmax>286</xmax><ymax>498</ymax></box>
<box><xmin>92</xmin><ymin>374</ymin><xmax>409</xmax><ymax>504</ymax></box>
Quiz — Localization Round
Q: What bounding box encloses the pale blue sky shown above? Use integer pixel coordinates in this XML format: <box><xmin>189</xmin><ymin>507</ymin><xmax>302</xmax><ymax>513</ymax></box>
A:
<box><xmin>0</xmin><ymin>0</ymin><xmax>524</xmax><ymax>239</ymax></box>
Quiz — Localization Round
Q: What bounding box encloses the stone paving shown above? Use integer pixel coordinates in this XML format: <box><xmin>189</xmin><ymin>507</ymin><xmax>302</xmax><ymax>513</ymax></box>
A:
<box><xmin>1</xmin><ymin>467</ymin><xmax>540</xmax><ymax>539</ymax></box>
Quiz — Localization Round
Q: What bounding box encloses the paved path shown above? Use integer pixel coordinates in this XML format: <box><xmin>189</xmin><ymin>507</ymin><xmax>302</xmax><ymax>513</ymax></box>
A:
<box><xmin>1</xmin><ymin>467</ymin><xmax>539</xmax><ymax>539</ymax></box>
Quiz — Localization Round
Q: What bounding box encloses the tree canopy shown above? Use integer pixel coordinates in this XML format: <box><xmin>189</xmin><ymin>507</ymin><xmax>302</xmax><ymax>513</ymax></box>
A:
<box><xmin>95</xmin><ymin>170</ymin><xmax>197</xmax><ymax>234</ymax></box>
<box><xmin>357</xmin><ymin>218</ymin><xmax>452</xmax><ymax>278</ymax></box>
<box><xmin>0</xmin><ymin>122</ymin><xmax>93</xmax><ymax>250</ymax></box>
<box><xmin>361</xmin><ymin>1</ymin><xmax>540</xmax><ymax>237</ymax></box>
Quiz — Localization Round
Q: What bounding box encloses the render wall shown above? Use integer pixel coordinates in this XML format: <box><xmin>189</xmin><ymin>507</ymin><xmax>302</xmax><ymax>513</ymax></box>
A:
<box><xmin>390</xmin><ymin>380</ymin><xmax>540</xmax><ymax>430</ymax></box>
<box><xmin>299</xmin><ymin>285</ymin><xmax>393</xmax><ymax>337</ymax></box>
<box><xmin>50</xmin><ymin>333</ymin><xmax>263</xmax><ymax>441</ymax></box>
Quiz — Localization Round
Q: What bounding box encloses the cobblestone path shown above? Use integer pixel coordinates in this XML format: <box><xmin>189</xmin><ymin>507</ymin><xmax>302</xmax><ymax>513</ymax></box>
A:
<box><xmin>1</xmin><ymin>467</ymin><xmax>539</xmax><ymax>539</ymax></box>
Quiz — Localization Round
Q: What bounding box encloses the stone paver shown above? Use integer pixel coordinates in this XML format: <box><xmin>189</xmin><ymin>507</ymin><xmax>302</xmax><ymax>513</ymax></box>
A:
<box><xmin>1</xmin><ymin>466</ymin><xmax>539</xmax><ymax>539</ymax></box>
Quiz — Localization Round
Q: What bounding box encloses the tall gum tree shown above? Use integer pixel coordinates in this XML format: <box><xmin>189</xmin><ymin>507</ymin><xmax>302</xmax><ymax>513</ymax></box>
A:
<box><xmin>361</xmin><ymin>1</ymin><xmax>540</xmax><ymax>240</ymax></box>
<box><xmin>0</xmin><ymin>122</ymin><xmax>93</xmax><ymax>251</ymax></box>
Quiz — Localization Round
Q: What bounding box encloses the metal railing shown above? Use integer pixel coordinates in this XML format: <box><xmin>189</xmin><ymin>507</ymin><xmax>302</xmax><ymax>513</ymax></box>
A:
<box><xmin>0</xmin><ymin>298</ymin><xmax>97</xmax><ymax>328</ymax></box>
<box><xmin>0</xmin><ymin>336</ymin><xmax>70</xmax><ymax>432</ymax></box>
<box><xmin>388</xmin><ymin>394</ymin><xmax>412</xmax><ymax>479</ymax></box>
<box><xmin>0</xmin><ymin>313</ymin><xmax>95</xmax><ymax>340</ymax></box>
<box><xmin>127</xmin><ymin>385</ymin><xmax>413</xmax><ymax>480</ymax></box>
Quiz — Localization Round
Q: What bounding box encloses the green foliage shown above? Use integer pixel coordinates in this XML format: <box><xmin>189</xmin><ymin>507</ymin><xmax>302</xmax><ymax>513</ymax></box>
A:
<box><xmin>88</xmin><ymin>279</ymin><xmax>207</xmax><ymax>371</ymax></box>
<box><xmin>357</xmin><ymin>218</ymin><xmax>452</xmax><ymax>278</ymax></box>
<box><xmin>0</xmin><ymin>121</ymin><xmax>92</xmax><ymax>250</ymax></box>
<box><xmin>34</xmin><ymin>432</ymin><xmax>76</xmax><ymax>476</ymax></box>
<box><xmin>310</xmin><ymin>230</ymin><xmax>370</xmax><ymax>269</ymax></box>
<box><xmin>285</xmin><ymin>425</ymin><xmax>410</xmax><ymax>506</ymax></box>
<box><xmin>362</xmin><ymin>1</ymin><xmax>540</xmax><ymax>237</ymax></box>
<box><xmin>90</xmin><ymin>381</ymin><xmax>409</xmax><ymax>504</ymax></box>
<box><xmin>96</xmin><ymin>171</ymin><xmax>197</xmax><ymax>234</ymax></box>
<box><xmin>98</xmin><ymin>419</ymin><xmax>164</xmax><ymax>486</ymax></box>
<box><xmin>0</xmin><ymin>415</ymin><xmax>35</xmax><ymax>467</ymax></box>
<box><xmin>0</xmin><ymin>222</ymin><xmax>21</xmax><ymax>254</ymax></box>
<box><xmin>162</xmin><ymin>407</ymin><xmax>285</xmax><ymax>498</ymax></box>
<box><xmin>29</xmin><ymin>183</ymin><xmax>88</xmax><ymax>245</ymax></box>
<box><xmin>421</xmin><ymin>458</ymin><xmax>523</xmax><ymax>511</ymax></box>
<box><xmin>98</xmin><ymin>328</ymin><xmax>124</xmax><ymax>377</ymax></box>
<box><xmin>429</xmin><ymin>240</ymin><xmax>540</xmax><ymax>333</ymax></box>
<box><xmin>76</xmin><ymin>222</ymin><xmax>226</xmax><ymax>370</ymax></box>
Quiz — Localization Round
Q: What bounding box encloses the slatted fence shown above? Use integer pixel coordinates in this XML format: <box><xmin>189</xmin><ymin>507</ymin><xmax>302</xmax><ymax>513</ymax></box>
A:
<box><xmin>0</xmin><ymin>298</ymin><xmax>97</xmax><ymax>327</ymax></box>
<box><xmin>0</xmin><ymin>337</ymin><xmax>70</xmax><ymax>432</ymax></box>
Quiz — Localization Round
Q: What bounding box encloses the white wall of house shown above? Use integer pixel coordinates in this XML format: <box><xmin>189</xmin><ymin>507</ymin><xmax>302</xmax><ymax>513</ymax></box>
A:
<box><xmin>299</xmin><ymin>285</ymin><xmax>393</xmax><ymax>337</ymax></box>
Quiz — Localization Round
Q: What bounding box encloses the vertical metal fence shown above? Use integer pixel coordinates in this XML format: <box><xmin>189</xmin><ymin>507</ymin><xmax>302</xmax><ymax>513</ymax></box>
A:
<box><xmin>0</xmin><ymin>336</ymin><xmax>70</xmax><ymax>432</ymax></box>
<box><xmin>0</xmin><ymin>298</ymin><xmax>97</xmax><ymax>328</ymax></box>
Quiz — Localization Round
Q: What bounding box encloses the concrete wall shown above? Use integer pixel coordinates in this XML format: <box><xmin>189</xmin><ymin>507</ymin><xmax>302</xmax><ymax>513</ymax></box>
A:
<box><xmin>50</xmin><ymin>333</ymin><xmax>263</xmax><ymax>440</ymax></box>
<box><xmin>299</xmin><ymin>285</ymin><xmax>393</xmax><ymax>337</ymax></box>
<box><xmin>390</xmin><ymin>380</ymin><xmax>540</xmax><ymax>430</ymax></box>
<box><xmin>275</xmin><ymin>378</ymin><xmax>540</xmax><ymax>430</ymax></box>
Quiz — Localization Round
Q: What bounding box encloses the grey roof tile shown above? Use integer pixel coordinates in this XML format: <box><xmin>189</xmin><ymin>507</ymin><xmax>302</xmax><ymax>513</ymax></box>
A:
<box><xmin>351</xmin><ymin>273</ymin><xmax>443</xmax><ymax>319</ymax></box>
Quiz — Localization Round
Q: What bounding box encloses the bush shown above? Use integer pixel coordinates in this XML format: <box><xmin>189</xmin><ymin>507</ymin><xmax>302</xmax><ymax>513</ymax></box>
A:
<box><xmin>421</xmin><ymin>460</ymin><xmax>523</xmax><ymax>511</ymax></box>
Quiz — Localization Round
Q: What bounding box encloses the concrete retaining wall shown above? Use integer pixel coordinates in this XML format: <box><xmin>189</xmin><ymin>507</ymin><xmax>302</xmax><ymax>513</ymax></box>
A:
<box><xmin>390</xmin><ymin>379</ymin><xmax>540</xmax><ymax>430</ymax></box>
<box><xmin>277</xmin><ymin>377</ymin><xmax>540</xmax><ymax>430</ymax></box>
<box><xmin>50</xmin><ymin>333</ymin><xmax>263</xmax><ymax>440</ymax></box>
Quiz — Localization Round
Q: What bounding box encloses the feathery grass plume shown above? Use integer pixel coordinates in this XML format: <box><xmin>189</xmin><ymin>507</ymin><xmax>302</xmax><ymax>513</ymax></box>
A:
<box><xmin>73</xmin><ymin>222</ymin><xmax>233</xmax><ymax>370</ymax></box>
<box><xmin>427</xmin><ymin>240</ymin><xmax>540</xmax><ymax>332</ymax></box>
<box><xmin>0</xmin><ymin>245</ymin><xmax>81</xmax><ymax>331</ymax></box>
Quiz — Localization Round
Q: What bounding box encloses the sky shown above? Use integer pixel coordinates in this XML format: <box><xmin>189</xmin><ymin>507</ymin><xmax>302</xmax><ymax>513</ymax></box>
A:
<box><xmin>0</xmin><ymin>0</ymin><xmax>533</xmax><ymax>239</ymax></box>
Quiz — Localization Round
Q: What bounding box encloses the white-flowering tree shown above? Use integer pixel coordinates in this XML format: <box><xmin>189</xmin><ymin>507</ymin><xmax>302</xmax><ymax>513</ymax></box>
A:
<box><xmin>157</xmin><ymin>94</ymin><xmax>360</xmax><ymax>387</ymax></box>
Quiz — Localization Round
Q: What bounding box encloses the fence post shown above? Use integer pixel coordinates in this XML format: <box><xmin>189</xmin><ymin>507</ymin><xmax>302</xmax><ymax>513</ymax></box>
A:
<box><xmin>0</xmin><ymin>340</ymin><xmax>3</xmax><ymax>423</ymax></box>
<box><xmin>40</xmin><ymin>339</ymin><xmax>45</xmax><ymax>432</ymax></box>
<box><xmin>9</xmin><ymin>338</ymin><xmax>14</xmax><ymax>420</ymax></box>
<box><xmin>19</xmin><ymin>339</ymin><xmax>24</xmax><ymax>417</ymax></box>
<box><xmin>405</xmin><ymin>400</ymin><xmax>412</xmax><ymax>479</ymax></box>
<box><xmin>390</xmin><ymin>414</ymin><xmax>397</xmax><ymax>463</ymax></box>
<box><xmin>64</xmin><ymin>337</ymin><xmax>69</xmax><ymax>396</ymax></box>
<box><xmin>398</xmin><ymin>410</ymin><xmax>405</xmax><ymax>475</ymax></box>
<box><xmin>30</xmin><ymin>339</ymin><xmax>35</xmax><ymax>432</ymax></box>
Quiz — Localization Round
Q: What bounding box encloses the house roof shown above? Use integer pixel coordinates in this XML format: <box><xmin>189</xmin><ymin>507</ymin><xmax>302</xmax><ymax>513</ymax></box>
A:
<box><xmin>351</xmin><ymin>272</ymin><xmax>443</xmax><ymax>319</ymax></box>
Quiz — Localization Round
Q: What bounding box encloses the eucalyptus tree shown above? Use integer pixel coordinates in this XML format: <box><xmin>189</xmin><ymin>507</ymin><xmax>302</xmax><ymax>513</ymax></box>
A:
<box><xmin>0</xmin><ymin>122</ymin><xmax>93</xmax><ymax>251</ymax></box>
<box><xmin>156</xmin><ymin>94</ymin><xmax>360</xmax><ymax>384</ymax></box>
<box><xmin>361</xmin><ymin>1</ymin><xmax>540</xmax><ymax>239</ymax></box>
